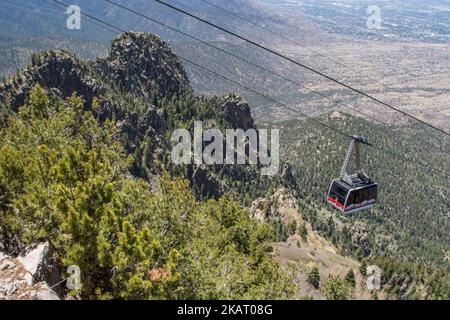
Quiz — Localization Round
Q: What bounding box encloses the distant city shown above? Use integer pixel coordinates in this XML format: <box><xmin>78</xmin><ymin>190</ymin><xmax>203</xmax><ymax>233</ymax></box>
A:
<box><xmin>259</xmin><ymin>0</ymin><xmax>450</xmax><ymax>43</ymax></box>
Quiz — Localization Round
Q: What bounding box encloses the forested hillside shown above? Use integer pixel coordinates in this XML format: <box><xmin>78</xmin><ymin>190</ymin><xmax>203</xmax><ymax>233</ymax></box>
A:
<box><xmin>0</xmin><ymin>86</ymin><xmax>295</xmax><ymax>299</ymax></box>
<box><xmin>275</xmin><ymin>112</ymin><xmax>450</xmax><ymax>299</ymax></box>
<box><xmin>0</xmin><ymin>32</ymin><xmax>296</xmax><ymax>299</ymax></box>
<box><xmin>0</xmin><ymin>31</ymin><xmax>448</xmax><ymax>300</ymax></box>
<box><xmin>278</xmin><ymin>112</ymin><xmax>449</xmax><ymax>267</ymax></box>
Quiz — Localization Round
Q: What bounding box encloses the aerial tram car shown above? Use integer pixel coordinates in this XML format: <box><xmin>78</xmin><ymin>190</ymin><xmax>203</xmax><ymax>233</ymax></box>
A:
<box><xmin>327</xmin><ymin>135</ymin><xmax>378</xmax><ymax>214</ymax></box>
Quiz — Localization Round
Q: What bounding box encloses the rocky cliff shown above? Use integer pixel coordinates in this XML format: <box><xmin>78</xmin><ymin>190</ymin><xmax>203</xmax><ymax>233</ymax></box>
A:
<box><xmin>0</xmin><ymin>31</ymin><xmax>286</xmax><ymax>201</ymax></box>
<box><xmin>0</xmin><ymin>32</ymin><xmax>190</xmax><ymax>112</ymax></box>
<box><xmin>0</xmin><ymin>50</ymin><xmax>105</xmax><ymax>112</ymax></box>
<box><xmin>96</xmin><ymin>32</ymin><xmax>191</xmax><ymax>99</ymax></box>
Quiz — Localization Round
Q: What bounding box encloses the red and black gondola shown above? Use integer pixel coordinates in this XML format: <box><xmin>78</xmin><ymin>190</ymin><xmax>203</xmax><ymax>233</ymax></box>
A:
<box><xmin>327</xmin><ymin>135</ymin><xmax>378</xmax><ymax>213</ymax></box>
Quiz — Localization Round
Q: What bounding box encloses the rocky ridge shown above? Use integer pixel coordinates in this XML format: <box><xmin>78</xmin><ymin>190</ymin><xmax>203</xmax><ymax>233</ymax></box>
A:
<box><xmin>0</xmin><ymin>32</ymin><xmax>261</xmax><ymax>189</ymax></box>
<box><xmin>96</xmin><ymin>32</ymin><xmax>191</xmax><ymax>99</ymax></box>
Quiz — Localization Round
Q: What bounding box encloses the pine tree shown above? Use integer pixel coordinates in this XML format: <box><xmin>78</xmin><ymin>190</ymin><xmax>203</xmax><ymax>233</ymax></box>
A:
<box><xmin>288</xmin><ymin>221</ymin><xmax>297</xmax><ymax>236</ymax></box>
<box><xmin>300</xmin><ymin>223</ymin><xmax>308</xmax><ymax>242</ymax></box>
<box><xmin>307</xmin><ymin>267</ymin><xmax>321</xmax><ymax>289</ymax></box>
<box><xmin>323</xmin><ymin>275</ymin><xmax>354</xmax><ymax>300</ymax></box>
<box><xmin>345</xmin><ymin>269</ymin><xmax>356</xmax><ymax>288</ymax></box>
<box><xmin>360</xmin><ymin>260</ymin><xmax>368</xmax><ymax>277</ymax></box>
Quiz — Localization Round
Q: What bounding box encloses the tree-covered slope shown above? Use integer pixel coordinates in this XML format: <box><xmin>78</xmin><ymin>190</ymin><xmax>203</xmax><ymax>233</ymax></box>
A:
<box><xmin>0</xmin><ymin>86</ymin><xmax>295</xmax><ymax>299</ymax></box>
<box><xmin>278</xmin><ymin>112</ymin><xmax>450</xmax><ymax>267</ymax></box>
<box><xmin>0</xmin><ymin>31</ymin><xmax>447</xmax><ymax>300</ymax></box>
<box><xmin>0</xmin><ymin>31</ymin><xmax>299</xmax><ymax>299</ymax></box>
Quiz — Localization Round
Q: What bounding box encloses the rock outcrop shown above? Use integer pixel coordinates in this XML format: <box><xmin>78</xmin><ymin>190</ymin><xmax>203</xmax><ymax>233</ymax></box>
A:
<box><xmin>0</xmin><ymin>33</ymin><xmax>177</xmax><ymax>180</ymax></box>
<box><xmin>0</xmin><ymin>243</ymin><xmax>61</xmax><ymax>300</ymax></box>
<box><xmin>0</xmin><ymin>32</ymin><xmax>192</xmax><ymax>118</ymax></box>
<box><xmin>0</xmin><ymin>50</ymin><xmax>105</xmax><ymax>112</ymax></box>
<box><xmin>330</xmin><ymin>111</ymin><xmax>346</xmax><ymax>121</ymax></box>
<box><xmin>96</xmin><ymin>32</ymin><xmax>192</xmax><ymax>99</ymax></box>
<box><xmin>280</xmin><ymin>162</ymin><xmax>300</xmax><ymax>194</ymax></box>
<box><xmin>219</xmin><ymin>94</ymin><xmax>255</xmax><ymax>130</ymax></box>
<box><xmin>0</xmin><ymin>33</ymin><xmax>261</xmax><ymax>190</ymax></box>
<box><xmin>189</xmin><ymin>165</ymin><xmax>224</xmax><ymax>199</ymax></box>
<box><xmin>350</xmin><ymin>222</ymin><xmax>372</xmax><ymax>257</ymax></box>
<box><xmin>250</xmin><ymin>188</ymin><xmax>299</xmax><ymax>225</ymax></box>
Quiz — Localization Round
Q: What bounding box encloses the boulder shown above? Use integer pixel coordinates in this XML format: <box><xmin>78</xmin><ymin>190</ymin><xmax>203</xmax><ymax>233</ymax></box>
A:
<box><xmin>0</xmin><ymin>243</ymin><xmax>62</xmax><ymax>300</ymax></box>
<box><xmin>0</xmin><ymin>252</ymin><xmax>8</xmax><ymax>262</ymax></box>
<box><xmin>17</xmin><ymin>243</ymin><xmax>51</xmax><ymax>283</ymax></box>
<box><xmin>250</xmin><ymin>198</ymin><xmax>269</xmax><ymax>223</ymax></box>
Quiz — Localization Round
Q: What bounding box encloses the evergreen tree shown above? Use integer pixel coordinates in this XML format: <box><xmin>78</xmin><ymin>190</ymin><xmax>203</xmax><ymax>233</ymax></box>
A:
<box><xmin>307</xmin><ymin>267</ymin><xmax>321</xmax><ymax>289</ymax></box>
<box><xmin>300</xmin><ymin>223</ymin><xmax>308</xmax><ymax>242</ymax></box>
<box><xmin>360</xmin><ymin>260</ymin><xmax>368</xmax><ymax>277</ymax></box>
<box><xmin>323</xmin><ymin>275</ymin><xmax>354</xmax><ymax>300</ymax></box>
<box><xmin>345</xmin><ymin>269</ymin><xmax>356</xmax><ymax>288</ymax></box>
